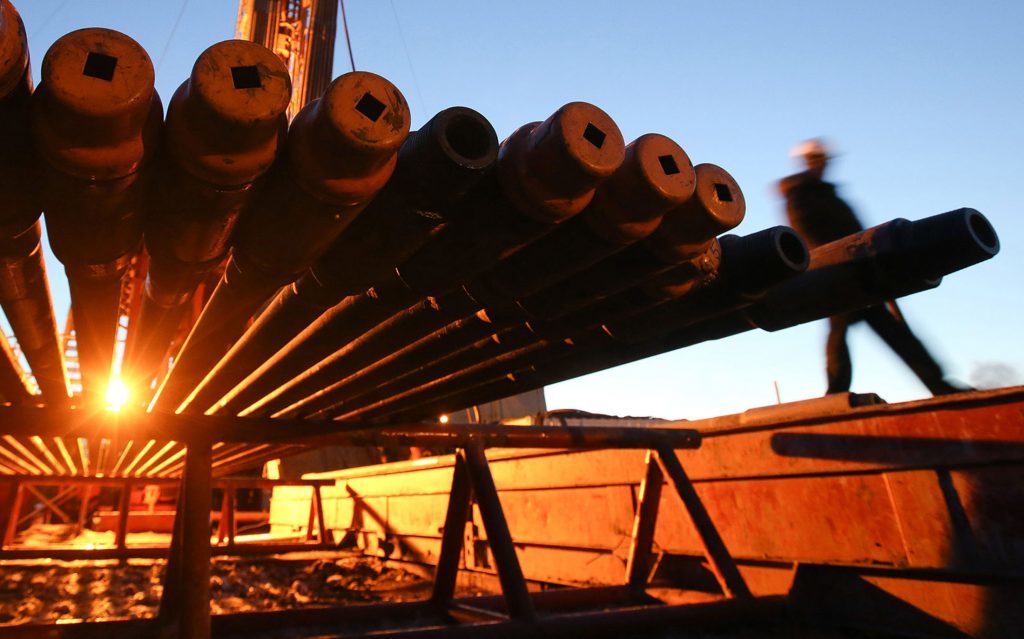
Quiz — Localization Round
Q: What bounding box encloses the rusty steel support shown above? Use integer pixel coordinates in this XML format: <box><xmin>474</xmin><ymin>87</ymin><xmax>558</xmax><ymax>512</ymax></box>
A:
<box><xmin>0</xmin><ymin>0</ymin><xmax>69</xmax><ymax>405</ymax></box>
<box><xmin>236</xmin><ymin>132</ymin><xmax>698</xmax><ymax>419</ymax></box>
<box><xmin>150</xmin><ymin>71</ymin><xmax>410</xmax><ymax>413</ymax></box>
<box><xmin>158</xmin><ymin>476</ymin><xmax>186</xmax><ymax>624</ymax></box>
<box><xmin>125</xmin><ymin>40</ymin><xmax>291</xmax><ymax>394</ymax></box>
<box><xmin>461</xmin><ymin>444</ymin><xmax>537</xmax><ymax>621</ymax></box>
<box><xmin>625</xmin><ymin>451</ymin><xmax>664</xmax><ymax>596</ymax></box>
<box><xmin>654</xmin><ymin>445</ymin><xmax>751</xmax><ymax>599</ymax></box>
<box><xmin>115</xmin><ymin>479</ymin><xmax>131</xmax><ymax>550</ymax></box>
<box><xmin>430</xmin><ymin>451</ymin><xmax>474</xmax><ymax>610</ymax></box>
<box><xmin>187</xmin><ymin>106</ymin><xmax>499</xmax><ymax>412</ymax></box>
<box><xmin>313</xmin><ymin>484</ymin><xmax>327</xmax><ymax>545</ymax></box>
<box><xmin>32</xmin><ymin>28</ymin><xmax>162</xmax><ymax>402</ymax></box>
<box><xmin>209</xmin><ymin>102</ymin><xmax>626</xmax><ymax>417</ymax></box>
<box><xmin>179</xmin><ymin>440</ymin><xmax>212</xmax><ymax>639</ymax></box>
<box><xmin>2</xmin><ymin>480</ymin><xmax>24</xmax><ymax>547</ymax></box>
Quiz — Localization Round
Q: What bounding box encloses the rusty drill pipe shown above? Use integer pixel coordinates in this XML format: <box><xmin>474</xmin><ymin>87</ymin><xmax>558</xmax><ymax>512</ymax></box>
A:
<box><xmin>603</xmin><ymin>227</ymin><xmax>809</xmax><ymax>344</ymax></box>
<box><xmin>469</xmin><ymin>133</ymin><xmax>695</xmax><ymax>303</ymax></box>
<box><xmin>302</xmin><ymin>249</ymin><xmax>719</xmax><ymax>419</ymax></box>
<box><xmin>386</xmin><ymin>210</ymin><xmax>999</xmax><ymax>422</ymax></box>
<box><xmin>274</xmin><ymin>162</ymin><xmax>728</xmax><ymax>419</ymax></box>
<box><xmin>517</xmin><ymin>162</ymin><xmax>745</xmax><ymax>320</ymax></box>
<box><xmin>288</xmin><ymin>232</ymin><xmax>725</xmax><ymax>419</ymax></box>
<box><xmin>745</xmin><ymin>208</ymin><xmax>999</xmax><ymax>331</ymax></box>
<box><xmin>333</xmin><ymin>228</ymin><xmax>804</xmax><ymax>421</ymax></box>
<box><xmin>0</xmin><ymin>1</ymin><xmax>69</xmax><ymax>405</ymax></box>
<box><xmin>232</xmin><ymin>133</ymin><xmax>689</xmax><ymax>418</ymax></box>
<box><xmin>288</xmin><ymin>235</ymin><xmax>723</xmax><ymax>419</ymax></box>
<box><xmin>282</xmin><ymin>219</ymin><xmax>720</xmax><ymax>419</ymax></box>
<box><xmin>124</xmin><ymin>40</ymin><xmax>291</xmax><ymax>392</ymax></box>
<box><xmin>149</xmin><ymin>71</ymin><xmax>410</xmax><ymax>413</ymax></box>
<box><xmin>183</xmin><ymin>106</ymin><xmax>499</xmax><ymax>412</ymax></box>
<box><xmin>0</xmin><ymin>225</ymin><xmax>68</xmax><ymax>404</ymax></box>
<box><xmin>32</xmin><ymin>28</ymin><xmax>162</xmax><ymax>402</ymax></box>
<box><xmin>206</xmin><ymin>102</ymin><xmax>625</xmax><ymax>417</ymax></box>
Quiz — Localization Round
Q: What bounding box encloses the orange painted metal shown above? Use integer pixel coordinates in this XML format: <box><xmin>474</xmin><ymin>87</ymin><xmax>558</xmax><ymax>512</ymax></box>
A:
<box><xmin>272</xmin><ymin>388</ymin><xmax>1024</xmax><ymax>637</ymax></box>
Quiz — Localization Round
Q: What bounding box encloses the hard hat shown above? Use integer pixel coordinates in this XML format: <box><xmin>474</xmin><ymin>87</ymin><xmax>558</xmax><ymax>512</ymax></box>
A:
<box><xmin>790</xmin><ymin>138</ymin><xmax>831</xmax><ymax>159</ymax></box>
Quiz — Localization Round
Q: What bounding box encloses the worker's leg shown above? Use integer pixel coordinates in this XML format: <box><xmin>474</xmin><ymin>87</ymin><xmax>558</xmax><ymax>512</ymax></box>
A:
<box><xmin>863</xmin><ymin>305</ymin><xmax>966</xmax><ymax>395</ymax></box>
<box><xmin>825</xmin><ymin>314</ymin><xmax>853</xmax><ymax>394</ymax></box>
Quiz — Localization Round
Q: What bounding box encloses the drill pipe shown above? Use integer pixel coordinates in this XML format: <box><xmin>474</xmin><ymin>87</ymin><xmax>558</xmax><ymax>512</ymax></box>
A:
<box><xmin>183</xmin><ymin>106</ymin><xmax>499</xmax><ymax>412</ymax></box>
<box><xmin>266</xmin><ymin>190</ymin><xmax>724</xmax><ymax>419</ymax></box>
<box><xmin>31</xmin><ymin>28</ymin><xmax>162</xmax><ymax>402</ymax></box>
<box><xmin>0</xmin><ymin>333</ymin><xmax>31</xmax><ymax>405</ymax></box>
<box><xmin>299</xmin><ymin>243</ymin><xmax>724</xmax><ymax>420</ymax></box>
<box><xmin>149</xmin><ymin>71</ymin><xmax>410</xmax><ymax>412</ymax></box>
<box><xmin>262</xmin><ymin>163</ymin><xmax>741</xmax><ymax>417</ymax></box>
<box><xmin>384</xmin><ymin>209</ymin><xmax>998</xmax><ymax>422</ymax></box>
<box><xmin>204</xmin><ymin>102</ymin><xmax>626</xmax><ymax>416</ymax></box>
<box><xmin>341</xmin><ymin>226</ymin><xmax>808</xmax><ymax>421</ymax></box>
<box><xmin>124</xmin><ymin>40</ymin><xmax>291</xmax><ymax>393</ymax></box>
<box><xmin>0</xmin><ymin>0</ymin><xmax>68</xmax><ymax>404</ymax></box>
<box><xmin>229</xmin><ymin>133</ymin><xmax>692</xmax><ymax>417</ymax></box>
<box><xmin>518</xmin><ymin>163</ymin><xmax>745</xmax><ymax>319</ymax></box>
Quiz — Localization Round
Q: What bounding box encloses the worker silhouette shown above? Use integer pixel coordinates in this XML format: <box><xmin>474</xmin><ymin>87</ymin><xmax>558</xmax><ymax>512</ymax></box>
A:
<box><xmin>780</xmin><ymin>139</ymin><xmax>967</xmax><ymax>396</ymax></box>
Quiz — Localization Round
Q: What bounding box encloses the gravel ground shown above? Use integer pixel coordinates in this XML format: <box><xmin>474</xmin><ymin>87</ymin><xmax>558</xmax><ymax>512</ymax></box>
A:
<box><xmin>0</xmin><ymin>549</ymin><xmax>879</xmax><ymax>637</ymax></box>
<box><xmin>0</xmin><ymin>554</ymin><xmax>429</xmax><ymax>626</ymax></box>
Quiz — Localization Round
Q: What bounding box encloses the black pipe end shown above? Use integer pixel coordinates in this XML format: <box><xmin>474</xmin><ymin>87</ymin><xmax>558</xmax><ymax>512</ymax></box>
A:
<box><xmin>720</xmin><ymin>226</ymin><xmax>810</xmax><ymax>295</ymax></box>
<box><xmin>900</xmin><ymin>208</ymin><xmax>1000</xmax><ymax>281</ymax></box>
<box><xmin>394</xmin><ymin>106</ymin><xmax>499</xmax><ymax>209</ymax></box>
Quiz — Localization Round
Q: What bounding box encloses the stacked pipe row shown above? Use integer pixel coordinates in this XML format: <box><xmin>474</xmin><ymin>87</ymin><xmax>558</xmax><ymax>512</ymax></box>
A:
<box><xmin>0</xmin><ymin>0</ymin><xmax>417</xmax><ymax>407</ymax></box>
<box><xmin>0</xmin><ymin>1</ymin><xmax>1002</xmax><ymax>421</ymax></box>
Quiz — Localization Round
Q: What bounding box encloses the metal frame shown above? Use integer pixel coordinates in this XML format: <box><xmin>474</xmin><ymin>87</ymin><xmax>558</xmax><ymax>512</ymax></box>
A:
<box><xmin>0</xmin><ymin>413</ymin><xmax>763</xmax><ymax>639</ymax></box>
<box><xmin>0</xmin><ymin>474</ymin><xmax>334</xmax><ymax>560</ymax></box>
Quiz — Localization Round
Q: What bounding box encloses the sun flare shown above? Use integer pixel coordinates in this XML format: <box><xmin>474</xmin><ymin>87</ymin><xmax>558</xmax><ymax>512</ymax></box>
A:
<box><xmin>105</xmin><ymin>378</ymin><xmax>131</xmax><ymax>412</ymax></box>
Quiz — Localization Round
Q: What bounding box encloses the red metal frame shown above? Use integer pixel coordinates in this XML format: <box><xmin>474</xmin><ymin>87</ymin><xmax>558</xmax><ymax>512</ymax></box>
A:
<box><xmin>1</xmin><ymin>426</ymin><xmax>756</xmax><ymax>639</ymax></box>
<box><xmin>0</xmin><ymin>475</ymin><xmax>335</xmax><ymax>559</ymax></box>
<box><xmin>3</xmin><ymin>389</ymin><xmax>1021</xmax><ymax>637</ymax></box>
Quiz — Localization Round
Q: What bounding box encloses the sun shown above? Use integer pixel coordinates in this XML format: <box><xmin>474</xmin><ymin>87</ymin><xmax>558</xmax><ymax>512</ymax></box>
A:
<box><xmin>105</xmin><ymin>378</ymin><xmax>131</xmax><ymax>412</ymax></box>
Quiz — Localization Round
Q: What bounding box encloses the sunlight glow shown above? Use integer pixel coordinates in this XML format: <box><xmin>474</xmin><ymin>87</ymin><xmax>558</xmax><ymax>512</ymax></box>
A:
<box><xmin>105</xmin><ymin>378</ymin><xmax>131</xmax><ymax>412</ymax></box>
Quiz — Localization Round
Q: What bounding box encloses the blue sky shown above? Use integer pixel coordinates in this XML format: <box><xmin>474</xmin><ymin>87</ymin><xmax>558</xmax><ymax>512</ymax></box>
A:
<box><xmin>13</xmin><ymin>0</ymin><xmax>1024</xmax><ymax>419</ymax></box>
